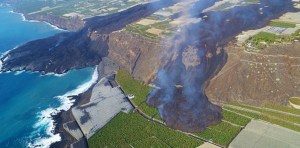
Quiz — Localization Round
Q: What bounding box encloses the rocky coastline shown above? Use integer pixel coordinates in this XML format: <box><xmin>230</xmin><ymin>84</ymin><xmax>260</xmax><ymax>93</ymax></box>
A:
<box><xmin>23</xmin><ymin>13</ymin><xmax>84</xmax><ymax>32</ymax></box>
<box><xmin>1</xmin><ymin>0</ymin><xmax>299</xmax><ymax>147</ymax></box>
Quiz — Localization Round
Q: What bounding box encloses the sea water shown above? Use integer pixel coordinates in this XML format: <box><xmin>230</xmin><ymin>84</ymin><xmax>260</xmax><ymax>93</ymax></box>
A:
<box><xmin>0</xmin><ymin>6</ymin><xmax>97</xmax><ymax>147</ymax></box>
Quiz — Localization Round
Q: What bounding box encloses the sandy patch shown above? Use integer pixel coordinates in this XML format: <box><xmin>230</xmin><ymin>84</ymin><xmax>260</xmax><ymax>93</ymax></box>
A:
<box><xmin>136</xmin><ymin>19</ymin><xmax>159</xmax><ymax>25</ymax></box>
<box><xmin>28</xmin><ymin>6</ymin><xmax>62</xmax><ymax>15</ymax></box>
<box><xmin>146</xmin><ymin>28</ymin><xmax>164</xmax><ymax>35</ymax></box>
<box><xmin>63</xmin><ymin>12</ymin><xmax>84</xmax><ymax>18</ymax></box>
<box><xmin>275</xmin><ymin>12</ymin><xmax>300</xmax><ymax>24</ymax></box>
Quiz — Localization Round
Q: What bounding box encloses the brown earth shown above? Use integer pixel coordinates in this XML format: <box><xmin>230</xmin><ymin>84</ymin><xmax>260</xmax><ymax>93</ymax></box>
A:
<box><xmin>206</xmin><ymin>42</ymin><xmax>300</xmax><ymax>106</ymax></box>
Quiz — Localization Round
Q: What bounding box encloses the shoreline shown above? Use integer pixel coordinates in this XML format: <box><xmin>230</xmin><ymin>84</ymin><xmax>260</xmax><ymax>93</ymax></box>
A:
<box><xmin>1</xmin><ymin>5</ymin><xmax>97</xmax><ymax>147</ymax></box>
<box><xmin>7</xmin><ymin>8</ymin><xmax>67</xmax><ymax>32</ymax></box>
<box><xmin>50</xmin><ymin>86</ymin><xmax>94</xmax><ymax>148</ymax></box>
<box><xmin>1</xmin><ymin>4</ymin><xmax>75</xmax><ymax>32</ymax></box>
<box><xmin>30</xmin><ymin>67</ymin><xmax>98</xmax><ymax>148</ymax></box>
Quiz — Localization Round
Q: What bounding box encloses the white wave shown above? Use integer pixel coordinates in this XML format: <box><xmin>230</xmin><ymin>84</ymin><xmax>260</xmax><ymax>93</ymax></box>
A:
<box><xmin>0</xmin><ymin>60</ymin><xmax>2</xmax><ymax>71</ymax></box>
<box><xmin>0</xmin><ymin>52</ymin><xmax>7</xmax><ymax>72</ymax></box>
<box><xmin>14</xmin><ymin>70</ymin><xmax>25</xmax><ymax>75</ymax></box>
<box><xmin>43</xmin><ymin>72</ymin><xmax>68</xmax><ymax>77</ymax></box>
<box><xmin>56</xmin><ymin>67</ymin><xmax>98</xmax><ymax>111</ymax></box>
<box><xmin>43</xmin><ymin>21</ymin><xmax>66</xmax><ymax>31</ymax></box>
<box><xmin>29</xmin><ymin>67</ymin><xmax>98</xmax><ymax>148</ymax></box>
<box><xmin>28</xmin><ymin>108</ymin><xmax>61</xmax><ymax>148</ymax></box>
<box><xmin>8</xmin><ymin>9</ymin><xmax>66</xmax><ymax>31</ymax></box>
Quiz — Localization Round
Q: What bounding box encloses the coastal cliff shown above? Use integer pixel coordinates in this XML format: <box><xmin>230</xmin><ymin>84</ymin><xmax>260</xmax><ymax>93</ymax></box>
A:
<box><xmin>0</xmin><ymin>0</ymin><xmax>177</xmax><ymax>74</ymax></box>
<box><xmin>108</xmin><ymin>31</ymin><xmax>167</xmax><ymax>83</ymax></box>
<box><xmin>24</xmin><ymin>14</ymin><xmax>84</xmax><ymax>31</ymax></box>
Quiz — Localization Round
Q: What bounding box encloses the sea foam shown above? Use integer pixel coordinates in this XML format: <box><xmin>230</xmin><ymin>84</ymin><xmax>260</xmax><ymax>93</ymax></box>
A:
<box><xmin>29</xmin><ymin>67</ymin><xmax>98</xmax><ymax>148</ymax></box>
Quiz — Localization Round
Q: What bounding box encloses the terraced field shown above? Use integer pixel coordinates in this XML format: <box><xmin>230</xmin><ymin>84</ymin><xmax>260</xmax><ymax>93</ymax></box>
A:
<box><xmin>88</xmin><ymin>112</ymin><xmax>203</xmax><ymax>148</ymax></box>
<box><xmin>116</xmin><ymin>70</ymin><xmax>162</xmax><ymax>121</ymax></box>
<box><xmin>224</xmin><ymin>102</ymin><xmax>300</xmax><ymax>132</ymax></box>
<box><xmin>195</xmin><ymin>110</ymin><xmax>251</xmax><ymax>147</ymax></box>
<box><xmin>125</xmin><ymin>19</ymin><xmax>174</xmax><ymax>39</ymax></box>
<box><xmin>116</xmin><ymin>70</ymin><xmax>253</xmax><ymax>147</ymax></box>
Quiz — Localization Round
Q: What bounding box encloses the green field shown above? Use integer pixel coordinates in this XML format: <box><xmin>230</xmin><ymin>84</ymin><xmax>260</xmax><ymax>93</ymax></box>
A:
<box><xmin>269</xmin><ymin>21</ymin><xmax>296</xmax><ymax>28</ymax></box>
<box><xmin>116</xmin><ymin>70</ymin><xmax>257</xmax><ymax>146</ymax></box>
<box><xmin>289</xmin><ymin>97</ymin><xmax>300</xmax><ymax>105</ymax></box>
<box><xmin>116</xmin><ymin>70</ymin><xmax>162</xmax><ymax>121</ymax></box>
<box><xmin>196</xmin><ymin>121</ymin><xmax>242</xmax><ymax>147</ymax></box>
<box><xmin>88</xmin><ymin>108</ymin><xmax>249</xmax><ymax>148</ymax></box>
<box><xmin>224</xmin><ymin>103</ymin><xmax>300</xmax><ymax>132</ymax></box>
<box><xmin>125</xmin><ymin>19</ymin><xmax>175</xmax><ymax>39</ymax></box>
<box><xmin>88</xmin><ymin>112</ymin><xmax>203</xmax><ymax>148</ymax></box>
<box><xmin>264</xmin><ymin>104</ymin><xmax>300</xmax><ymax>115</ymax></box>
<box><xmin>246</xmin><ymin>29</ymin><xmax>300</xmax><ymax>49</ymax></box>
<box><xmin>125</xmin><ymin>24</ymin><xmax>159</xmax><ymax>39</ymax></box>
<box><xmin>226</xmin><ymin>102</ymin><xmax>300</xmax><ymax>124</ymax></box>
<box><xmin>222</xmin><ymin>110</ymin><xmax>251</xmax><ymax>126</ymax></box>
<box><xmin>194</xmin><ymin>110</ymin><xmax>251</xmax><ymax>147</ymax></box>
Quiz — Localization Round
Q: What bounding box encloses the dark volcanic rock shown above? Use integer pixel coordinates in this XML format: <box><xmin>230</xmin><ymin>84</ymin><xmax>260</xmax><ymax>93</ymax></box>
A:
<box><xmin>0</xmin><ymin>0</ymin><xmax>178</xmax><ymax>74</ymax></box>
<box><xmin>147</xmin><ymin>0</ymin><xmax>297</xmax><ymax>132</ymax></box>
<box><xmin>148</xmin><ymin>87</ymin><xmax>222</xmax><ymax>132</ymax></box>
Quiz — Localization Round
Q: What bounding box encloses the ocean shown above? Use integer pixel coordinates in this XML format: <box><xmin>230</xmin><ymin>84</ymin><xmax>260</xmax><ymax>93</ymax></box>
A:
<box><xmin>0</xmin><ymin>5</ymin><xmax>97</xmax><ymax>147</ymax></box>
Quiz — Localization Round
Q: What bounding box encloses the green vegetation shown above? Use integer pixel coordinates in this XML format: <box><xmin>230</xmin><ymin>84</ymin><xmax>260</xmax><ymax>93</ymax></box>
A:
<box><xmin>243</xmin><ymin>0</ymin><xmax>260</xmax><ymax>3</ymax></box>
<box><xmin>264</xmin><ymin>104</ymin><xmax>300</xmax><ymax>115</ymax></box>
<box><xmin>125</xmin><ymin>21</ymin><xmax>175</xmax><ymax>39</ymax></box>
<box><xmin>292</xmin><ymin>29</ymin><xmax>300</xmax><ymax>40</ymax></box>
<box><xmin>88</xmin><ymin>112</ymin><xmax>203</xmax><ymax>148</ymax></box>
<box><xmin>224</xmin><ymin>103</ymin><xmax>300</xmax><ymax>132</ymax></box>
<box><xmin>246</xmin><ymin>32</ymin><xmax>296</xmax><ymax>49</ymax></box>
<box><xmin>115</xmin><ymin>71</ymin><xmax>255</xmax><ymax>147</ymax></box>
<box><xmin>246</xmin><ymin>29</ymin><xmax>300</xmax><ymax>49</ymax></box>
<box><xmin>146</xmin><ymin>14</ymin><xmax>166</xmax><ymax>21</ymax></box>
<box><xmin>214</xmin><ymin>2</ymin><xmax>232</xmax><ymax>10</ymax></box>
<box><xmin>125</xmin><ymin>24</ymin><xmax>159</xmax><ymax>39</ymax></box>
<box><xmin>196</xmin><ymin>122</ymin><xmax>241</xmax><ymax>147</ymax></box>
<box><xmin>194</xmin><ymin>110</ymin><xmax>251</xmax><ymax>147</ymax></box>
<box><xmin>116</xmin><ymin>70</ymin><xmax>161</xmax><ymax>121</ymax></box>
<box><xmin>249</xmin><ymin>32</ymin><xmax>279</xmax><ymax>45</ymax></box>
<box><xmin>269</xmin><ymin>21</ymin><xmax>296</xmax><ymax>28</ymax></box>
<box><xmin>151</xmin><ymin>20</ymin><xmax>172</xmax><ymax>30</ymax></box>
<box><xmin>125</xmin><ymin>17</ymin><xmax>175</xmax><ymax>39</ymax></box>
<box><xmin>222</xmin><ymin>110</ymin><xmax>251</xmax><ymax>126</ymax></box>
<box><xmin>225</xmin><ymin>103</ymin><xmax>300</xmax><ymax>124</ymax></box>
<box><xmin>226</xmin><ymin>102</ymin><xmax>264</xmax><ymax>112</ymax></box>
<box><xmin>116</xmin><ymin>70</ymin><xmax>151</xmax><ymax>105</ymax></box>
<box><xmin>289</xmin><ymin>97</ymin><xmax>300</xmax><ymax>105</ymax></box>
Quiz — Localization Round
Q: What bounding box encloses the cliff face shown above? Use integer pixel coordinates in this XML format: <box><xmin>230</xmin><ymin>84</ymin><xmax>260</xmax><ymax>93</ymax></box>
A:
<box><xmin>108</xmin><ymin>31</ymin><xmax>166</xmax><ymax>83</ymax></box>
<box><xmin>0</xmin><ymin>1</ymin><xmax>177</xmax><ymax>74</ymax></box>
<box><xmin>25</xmin><ymin>14</ymin><xmax>84</xmax><ymax>31</ymax></box>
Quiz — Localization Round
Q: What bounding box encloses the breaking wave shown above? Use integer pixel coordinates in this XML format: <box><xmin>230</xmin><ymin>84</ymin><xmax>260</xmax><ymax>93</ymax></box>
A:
<box><xmin>28</xmin><ymin>67</ymin><xmax>98</xmax><ymax>148</ymax></box>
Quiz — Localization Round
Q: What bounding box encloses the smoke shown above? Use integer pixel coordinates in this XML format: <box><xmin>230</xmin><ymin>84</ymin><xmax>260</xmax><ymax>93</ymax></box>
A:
<box><xmin>147</xmin><ymin>0</ymin><xmax>296</xmax><ymax>132</ymax></box>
